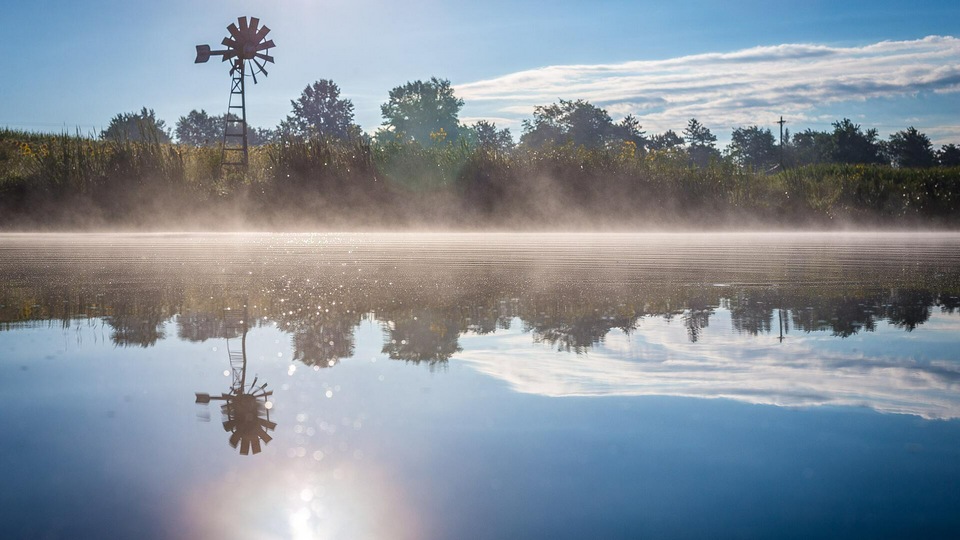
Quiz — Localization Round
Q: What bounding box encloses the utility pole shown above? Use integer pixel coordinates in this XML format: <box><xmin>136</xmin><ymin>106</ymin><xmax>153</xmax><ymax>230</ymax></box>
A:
<box><xmin>777</xmin><ymin>116</ymin><xmax>787</xmax><ymax>170</ymax></box>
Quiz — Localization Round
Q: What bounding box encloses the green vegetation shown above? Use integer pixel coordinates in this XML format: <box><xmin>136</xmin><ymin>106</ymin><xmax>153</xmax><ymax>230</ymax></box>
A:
<box><xmin>3</xmin><ymin>77</ymin><xmax>960</xmax><ymax>229</ymax></box>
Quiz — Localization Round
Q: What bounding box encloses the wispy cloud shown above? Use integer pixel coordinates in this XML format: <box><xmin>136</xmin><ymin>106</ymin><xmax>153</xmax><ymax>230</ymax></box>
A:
<box><xmin>456</xmin><ymin>311</ymin><xmax>960</xmax><ymax>420</ymax></box>
<box><xmin>455</xmin><ymin>36</ymin><xmax>960</xmax><ymax>138</ymax></box>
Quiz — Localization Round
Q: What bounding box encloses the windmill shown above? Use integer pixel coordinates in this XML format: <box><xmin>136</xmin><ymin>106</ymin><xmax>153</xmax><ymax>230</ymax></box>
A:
<box><xmin>195</xmin><ymin>308</ymin><xmax>276</xmax><ymax>455</ymax></box>
<box><xmin>195</xmin><ymin>16</ymin><xmax>275</xmax><ymax>170</ymax></box>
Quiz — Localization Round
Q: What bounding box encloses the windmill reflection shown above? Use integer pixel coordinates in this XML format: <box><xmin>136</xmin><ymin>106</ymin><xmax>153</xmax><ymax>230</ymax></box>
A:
<box><xmin>195</xmin><ymin>310</ymin><xmax>276</xmax><ymax>455</ymax></box>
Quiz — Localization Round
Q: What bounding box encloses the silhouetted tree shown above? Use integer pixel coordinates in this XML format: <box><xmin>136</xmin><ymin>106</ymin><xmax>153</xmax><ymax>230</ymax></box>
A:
<box><xmin>683</xmin><ymin>118</ymin><xmax>719</xmax><ymax>166</ymax></box>
<box><xmin>175</xmin><ymin>109</ymin><xmax>223</xmax><ymax>146</ymax></box>
<box><xmin>472</xmin><ymin>120</ymin><xmax>514</xmax><ymax>153</ymax></box>
<box><xmin>521</xmin><ymin>99</ymin><xmax>625</xmax><ymax>149</ymax></box>
<box><xmin>648</xmin><ymin>130</ymin><xmax>684</xmax><ymax>151</ymax></box>
<box><xmin>790</xmin><ymin>129</ymin><xmax>833</xmax><ymax>166</ymax></box>
<box><xmin>938</xmin><ymin>144</ymin><xmax>960</xmax><ymax>167</ymax></box>
<box><xmin>177</xmin><ymin>110</ymin><xmax>274</xmax><ymax>146</ymax></box>
<box><xmin>830</xmin><ymin>118</ymin><xmax>884</xmax><ymax>164</ymax></box>
<box><xmin>282</xmin><ymin>80</ymin><xmax>358</xmax><ymax>140</ymax></box>
<box><xmin>727</xmin><ymin>125</ymin><xmax>777</xmax><ymax>170</ymax></box>
<box><xmin>883</xmin><ymin>127</ymin><xmax>934</xmax><ymax>168</ymax></box>
<box><xmin>614</xmin><ymin>114</ymin><xmax>648</xmax><ymax>151</ymax></box>
<box><xmin>102</xmin><ymin>107</ymin><xmax>171</xmax><ymax>143</ymax></box>
<box><xmin>248</xmin><ymin>126</ymin><xmax>277</xmax><ymax>146</ymax></box>
<box><xmin>380</xmin><ymin>77</ymin><xmax>463</xmax><ymax>146</ymax></box>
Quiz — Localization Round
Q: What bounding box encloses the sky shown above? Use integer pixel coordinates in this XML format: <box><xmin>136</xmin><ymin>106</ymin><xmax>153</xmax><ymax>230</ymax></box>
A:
<box><xmin>3</xmin><ymin>0</ymin><xmax>960</xmax><ymax>145</ymax></box>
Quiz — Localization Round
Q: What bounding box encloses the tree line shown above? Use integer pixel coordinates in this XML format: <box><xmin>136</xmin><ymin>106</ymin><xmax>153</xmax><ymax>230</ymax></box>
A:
<box><xmin>3</xmin><ymin>76</ymin><xmax>960</xmax><ymax>229</ymax></box>
<box><xmin>102</xmin><ymin>77</ymin><xmax>960</xmax><ymax>170</ymax></box>
<box><xmin>4</xmin><ymin>269</ymin><xmax>956</xmax><ymax>355</ymax></box>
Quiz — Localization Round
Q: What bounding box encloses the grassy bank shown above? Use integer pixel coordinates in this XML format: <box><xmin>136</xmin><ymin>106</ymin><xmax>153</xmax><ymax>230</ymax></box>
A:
<box><xmin>2</xmin><ymin>129</ymin><xmax>959</xmax><ymax>230</ymax></box>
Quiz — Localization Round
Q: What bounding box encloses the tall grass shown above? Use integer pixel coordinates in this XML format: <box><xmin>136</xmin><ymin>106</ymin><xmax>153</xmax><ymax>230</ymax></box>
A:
<box><xmin>2</xmin><ymin>128</ymin><xmax>959</xmax><ymax>229</ymax></box>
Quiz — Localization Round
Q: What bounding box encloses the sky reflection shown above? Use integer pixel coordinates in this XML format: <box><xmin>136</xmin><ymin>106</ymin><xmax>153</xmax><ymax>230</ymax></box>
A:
<box><xmin>3</xmin><ymin>233</ymin><xmax>960</xmax><ymax>538</ymax></box>
<box><xmin>458</xmin><ymin>309</ymin><xmax>960</xmax><ymax>419</ymax></box>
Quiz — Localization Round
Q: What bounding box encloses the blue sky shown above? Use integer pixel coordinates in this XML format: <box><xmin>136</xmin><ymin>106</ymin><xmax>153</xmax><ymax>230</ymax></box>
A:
<box><xmin>4</xmin><ymin>0</ymin><xmax>959</xmax><ymax>145</ymax></box>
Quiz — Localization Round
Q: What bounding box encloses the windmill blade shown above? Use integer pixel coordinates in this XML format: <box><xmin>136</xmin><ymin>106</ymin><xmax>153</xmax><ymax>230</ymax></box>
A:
<box><xmin>255</xmin><ymin>26</ymin><xmax>271</xmax><ymax>43</ymax></box>
<box><xmin>253</xmin><ymin>59</ymin><xmax>269</xmax><ymax>77</ymax></box>
<box><xmin>248</xmin><ymin>61</ymin><xmax>258</xmax><ymax>84</ymax></box>
<box><xmin>240</xmin><ymin>438</ymin><xmax>251</xmax><ymax>455</ymax></box>
<box><xmin>221</xmin><ymin>37</ymin><xmax>239</xmax><ymax>49</ymax></box>
<box><xmin>249</xmin><ymin>17</ymin><xmax>260</xmax><ymax>36</ymax></box>
<box><xmin>260</xmin><ymin>418</ymin><xmax>278</xmax><ymax>430</ymax></box>
<box><xmin>251</xmin><ymin>437</ymin><xmax>262</xmax><ymax>454</ymax></box>
<box><xmin>257</xmin><ymin>428</ymin><xmax>273</xmax><ymax>444</ymax></box>
<box><xmin>238</xmin><ymin>16</ymin><xmax>248</xmax><ymax>33</ymax></box>
<box><xmin>223</xmin><ymin>419</ymin><xmax>237</xmax><ymax>431</ymax></box>
<box><xmin>227</xmin><ymin>22</ymin><xmax>242</xmax><ymax>41</ymax></box>
<box><xmin>256</xmin><ymin>40</ymin><xmax>275</xmax><ymax>52</ymax></box>
<box><xmin>229</xmin><ymin>431</ymin><xmax>242</xmax><ymax>448</ymax></box>
<box><xmin>255</xmin><ymin>53</ymin><xmax>274</xmax><ymax>64</ymax></box>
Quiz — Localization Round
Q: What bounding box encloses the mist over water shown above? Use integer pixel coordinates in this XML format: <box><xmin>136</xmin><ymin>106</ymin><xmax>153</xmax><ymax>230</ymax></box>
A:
<box><xmin>2</xmin><ymin>231</ymin><xmax>960</xmax><ymax>539</ymax></box>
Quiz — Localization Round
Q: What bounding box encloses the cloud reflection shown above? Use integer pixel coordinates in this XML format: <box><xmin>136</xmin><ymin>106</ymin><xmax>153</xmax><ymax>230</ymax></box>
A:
<box><xmin>457</xmin><ymin>311</ymin><xmax>960</xmax><ymax>420</ymax></box>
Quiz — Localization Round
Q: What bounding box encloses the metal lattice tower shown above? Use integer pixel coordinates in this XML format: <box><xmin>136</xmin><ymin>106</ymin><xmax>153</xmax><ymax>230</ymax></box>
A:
<box><xmin>194</xmin><ymin>16</ymin><xmax>275</xmax><ymax>173</ymax></box>
<box><xmin>223</xmin><ymin>69</ymin><xmax>248</xmax><ymax>168</ymax></box>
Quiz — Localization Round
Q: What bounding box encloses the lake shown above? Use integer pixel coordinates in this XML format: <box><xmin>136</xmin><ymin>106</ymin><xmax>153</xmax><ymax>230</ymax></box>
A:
<box><xmin>1</xmin><ymin>232</ymin><xmax>959</xmax><ymax>539</ymax></box>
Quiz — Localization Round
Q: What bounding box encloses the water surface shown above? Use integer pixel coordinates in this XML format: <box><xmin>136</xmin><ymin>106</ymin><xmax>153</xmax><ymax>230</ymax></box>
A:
<box><xmin>1</xmin><ymin>232</ymin><xmax>959</xmax><ymax>539</ymax></box>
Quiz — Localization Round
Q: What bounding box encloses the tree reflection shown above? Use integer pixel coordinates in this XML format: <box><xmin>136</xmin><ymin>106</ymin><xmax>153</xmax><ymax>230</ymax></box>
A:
<box><xmin>3</xmin><ymin>265</ymin><xmax>960</xmax><ymax>360</ymax></box>
<box><xmin>524</xmin><ymin>314</ymin><xmax>631</xmax><ymax>353</ymax></box>
<box><xmin>381</xmin><ymin>308</ymin><xmax>462</xmax><ymax>366</ymax></box>
<box><xmin>682</xmin><ymin>296</ymin><xmax>716</xmax><ymax>343</ymax></box>
<box><xmin>883</xmin><ymin>290</ymin><xmax>934</xmax><ymax>331</ymax></box>
<box><xmin>291</xmin><ymin>315</ymin><xmax>360</xmax><ymax>368</ymax></box>
<box><xmin>104</xmin><ymin>299</ymin><xmax>169</xmax><ymax>347</ymax></box>
<box><xmin>726</xmin><ymin>293</ymin><xmax>774</xmax><ymax>336</ymax></box>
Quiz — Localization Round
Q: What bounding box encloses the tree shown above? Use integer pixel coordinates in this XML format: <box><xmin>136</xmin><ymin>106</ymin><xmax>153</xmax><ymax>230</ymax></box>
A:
<box><xmin>521</xmin><ymin>99</ymin><xmax>621</xmax><ymax>149</ymax></box>
<box><xmin>937</xmin><ymin>144</ymin><xmax>960</xmax><ymax>167</ymax></box>
<box><xmin>727</xmin><ymin>126</ymin><xmax>777</xmax><ymax>170</ymax></box>
<box><xmin>683</xmin><ymin>118</ymin><xmax>717</xmax><ymax>148</ymax></box>
<box><xmin>472</xmin><ymin>120</ymin><xmax>514</xmax><ymax>153</ymax></box>
<box><xmin>177</xmin><ymin>110</ymin><xmax>275</xmax><ymax>146</ymax></box>
<box><xmin>613</xmin><ymin>114</ymin><xmax>648</xmax><ymax>151</ymax></box>
<box><xmin>283</xmin><ymin>79</ymin><xmax>358</xmax><ymax>140</ymax></box>
<box><xmin>830</xmin><ymin>118</ymin><xmax>883</xmax><ymax>164</ymax></box>
<box><xmin>101</xmin><ymin>107</ymin><xmax>171</xmax><ymax>143</ymax></box>
<box><xmin>790</xmin><ymin>129</ymin><xmax>832</xmax><ymax>166</ymax></box>
<box><xmin>248</xmin><ymin>126</ymin><xmax>277</xmax><ymax>146</ymax></box>
<box><xmin>886</xmin><ymin>127</ymin><xmax>935</xmax><ymax>168</ymax></box>
<box><xmin>380</xmin><ymin>77</ymin><xmax>464</xmax><ymax>146</ymax></box>
<box><xmin>175</xmin><ymin>109</ymin><xmax>222</xmax><ymax>146</ymax></box>
<box><xmin>683</xmin><ymin>118</ymin><xmax>719</xmax><ymax>166</ymax></box>
<box><xmin>519</xmin><ymin>100</ymin><xmax>643</xmax><ymax>150</ymax></box>
<box><xmin>648</xmin><ymin>130</ymin><xmax>684</xmax><ymax>151</ymax></box>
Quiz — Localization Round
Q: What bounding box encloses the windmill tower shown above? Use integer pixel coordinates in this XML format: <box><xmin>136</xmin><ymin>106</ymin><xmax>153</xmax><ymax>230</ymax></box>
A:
<box><xmin>195</xmin><ymin>308</ymin><xmax>276</xmax><ymax>455</ymax></box>
<box><xmin>195</xmin><ymin>16</ymin><xmax>275</xmax><ymax>171</ymax></box>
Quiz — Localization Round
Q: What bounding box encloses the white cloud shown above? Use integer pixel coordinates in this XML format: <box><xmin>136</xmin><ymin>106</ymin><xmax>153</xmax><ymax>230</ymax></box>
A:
<box><xmin>456</xmin><ymin>312</ymin><xmax>960</xmax><ymax>420</ymax></box>
<box><xmin>454</xmin><ymin>36</ymin><xmax>960</xmax><ymax>139</ymax></box>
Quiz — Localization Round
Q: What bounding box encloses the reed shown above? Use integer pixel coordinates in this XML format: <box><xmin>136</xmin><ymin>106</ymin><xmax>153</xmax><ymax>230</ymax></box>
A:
<box><xmin>2</xmin><ymin>129</ymin><xmax>959</xmax><ymax>229</ymax></box>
